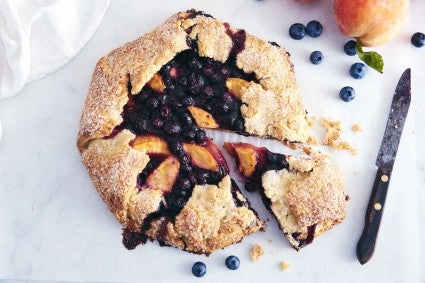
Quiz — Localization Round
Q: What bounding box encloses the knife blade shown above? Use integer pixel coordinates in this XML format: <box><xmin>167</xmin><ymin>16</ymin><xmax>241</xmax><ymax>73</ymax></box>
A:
<box><xmin>356</xmin><ymin>68</ymin><xmax>411</xmax><ymax>265</ymax></box>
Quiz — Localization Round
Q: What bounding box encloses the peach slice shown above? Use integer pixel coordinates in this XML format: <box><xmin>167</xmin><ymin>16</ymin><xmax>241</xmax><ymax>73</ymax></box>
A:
<box><xmin>187</xmin><ymin>106</ymin><xmax>219</xmax><ymax>129</ymax></box>
<box><xmin>132</xmin><ymin>135</ymin><xmax>171</xmax><ymax>156</ymax></box>
<box><xmin>225</xmin><ymin>78</ymin><xmax>249</xmax><ymax>100</ymax></box>
<box><xmin>147</xmin><ymin>73</ymin><xmax>166</xmax><ymax>92</ymax></box>
<box><xmin>224</xmin><ymin>142</ymin><xmax>258</xmax><ymax>178</ymax></box>
<box><xmin>144</xmin><ymin>156</ymin><xmax>180</xmax><ymax>193</ymax></box>
<box><xmin>183</xmin><ymin>143</ymin><xmax>219</xmax><ymax>172</ymax></box>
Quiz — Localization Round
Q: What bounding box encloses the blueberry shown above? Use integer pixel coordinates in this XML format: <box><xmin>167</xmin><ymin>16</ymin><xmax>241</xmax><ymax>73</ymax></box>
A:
<box><xmin>310</xmin><ymin>51</ymin><xmax>324</xmax><ymax>65</ymax></box>
<box><xmin>339</xmin><ymin>86</ymin><xmax>356</xmax><ymax>102</ymax></box>
<box><xmin>289</xmin><ymin>23</ymin><xmax>306</xmax><ymax>40</ymax></box>
<box><xmin>178</xmin><ymin>76</ymin><xmax>188</xmax><ymax>86</ymax></box>
<box><xmin>197</xmin><ymin>171</ymin><xmax>210</xmax><ymax>184</ymax></box>
<box><xmin>160</xmin><ymin>105</ymin><xmax>172</xmax><ymax>119</ymax></box>
<box><xmin>343</xmin><ymin>40</ymin><xmax>357</xmax><ymax>56</ymax></box>
<box><xmin>192</xmin><ymin>262</ymin><xmax>206</xmax><ymax>277</ymax></box>
<box><xmin>164</xmin><ymin>120</ymin><xmax>182</xmax><ymax>136</ymax></box>
<box><xmin>349</xmin><ymin>62</ymin><xmax>367</xmax><ymax>79</ymax></box>
<box><xmin>225</xmin><ymin>255</ymin><xmax>240</xmax><ymax>270</ymax></box>
<box><xmin>201</xmin><ymin>86</ymin><xmax>215</xmax><ymax>100</ymax></box>
<box><xmin>152</xmin><ymin>118</ymin><xmax>164</xmax><ymax>128</ymax></box>
<box><xmin>411</xmin><ymin>32</ymin><xmax>425</xmax><ymax>48</ymax></box>
<box><xmin>178</xmin><ymin>178</ymin><xmax>192</xmax><ymax>190</ymax></box>
<box><xmin>179</xmin><ymin>112</ymin><xmax>193</xmax><ymax>125</ymax></box>
<box><xmin>146</xmin><ymin>97</ymin><xmax>160</xmax><ymax>109</ymax></box>
<box><xmin>182</xmin><ymin>96</ymin><xmax>195</xmax><ymax>106</ymax></box>
<box><xmin>195</xmin><ymin>130</ymin><xmax>207</xmax><ymax>144</ymax></box>
<box><xmin>189</xmin><ymin>58</ymin><xmax>203</xmax><ymax>70</ymax></box>
<box><xmin>305</xmin><ymin>20</ymin><xmax>323</xmax><ymax>38</ymax></box>
<box><xmin>184</xmin><ymin>130</ymin><xmax>196</xmax><ymax>141</ymax></box>
<box><xmin>169</xmin><ymin>141</ymin><xmax>184</xmax><ymax>155</ymax></box>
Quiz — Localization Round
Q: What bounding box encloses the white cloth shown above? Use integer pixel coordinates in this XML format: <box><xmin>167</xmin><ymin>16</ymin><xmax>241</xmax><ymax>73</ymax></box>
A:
<box><xmin>0</xmin><ymin>0</ymin><xmax>110</xmax><ymax>99</ymax></box>
<box><xmin>0</xmin><ymin>0</ymin><xmax>110</xmax><ymax>142</ymax></box>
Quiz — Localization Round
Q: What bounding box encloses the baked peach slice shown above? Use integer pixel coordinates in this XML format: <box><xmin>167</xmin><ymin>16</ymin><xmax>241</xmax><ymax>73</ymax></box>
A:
<box><xmin>224</xmin><ymin>142</ymin><xmax>260</xmax><ymax>178</ymax></box>
<box><xmin>187</xmin><ymin>106</ymin><xmax>219</xmax><ymax>129</ymax></box>
<box><xmin>183</xmin><ymin>142</ymin><xmax>219</xmax><ymax>172</ymax></box>
<box><xmin>225</xmin><ymin>78</ymin><xmax>249</xmax><ymax>100</ymax></box>
<box><xmin>147</xmin><ymin>73</ymin><xmax>166</xmax><ymax>92</ymax></box>
<box><xmin>143</xmin><ymin>156</ymin><xmax>180</xmax><ymax>193</ymax></box>
<box><xmin>132</xmin><ymin>135</ymin><xmax>171</xmax><ymax>156</ymax></box>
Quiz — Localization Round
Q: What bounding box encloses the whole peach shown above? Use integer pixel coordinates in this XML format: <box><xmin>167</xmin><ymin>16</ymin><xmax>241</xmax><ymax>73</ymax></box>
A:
<box><xmin>333</xmin><ymin>0</ymin><xmax>408</xmax><ymax>46</ymax></box>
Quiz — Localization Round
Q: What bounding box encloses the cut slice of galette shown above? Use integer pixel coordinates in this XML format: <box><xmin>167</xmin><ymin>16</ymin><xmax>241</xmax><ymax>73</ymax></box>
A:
<box><xmin>77</xmin><ymin>9</ymin><xmax>311</xmax><ymax>255</ymax></box>
<box><xmin>224</xmin><ymin>142</ymin><xmax>347</xmax><ymax>250</ymax></box>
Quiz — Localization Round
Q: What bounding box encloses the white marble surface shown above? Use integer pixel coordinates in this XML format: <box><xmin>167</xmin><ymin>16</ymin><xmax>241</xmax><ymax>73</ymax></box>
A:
<box><xmin>0</xmin><ymin>0</ymin><xmax>424</xmax><ymax>282</ymax></box>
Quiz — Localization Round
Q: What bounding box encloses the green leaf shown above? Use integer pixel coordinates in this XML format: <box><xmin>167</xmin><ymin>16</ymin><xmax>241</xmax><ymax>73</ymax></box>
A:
<box><xmin>355</xmin><ymin>42</ymin><xmax>384</xmax><ymax>74</ymax></box>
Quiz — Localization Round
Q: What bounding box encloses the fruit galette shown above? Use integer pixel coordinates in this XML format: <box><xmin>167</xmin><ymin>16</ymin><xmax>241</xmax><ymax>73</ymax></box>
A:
<box><xmin>77</xmin><ymin>9</ymin><xmax>346</xmax><ymax>254</ymax></box>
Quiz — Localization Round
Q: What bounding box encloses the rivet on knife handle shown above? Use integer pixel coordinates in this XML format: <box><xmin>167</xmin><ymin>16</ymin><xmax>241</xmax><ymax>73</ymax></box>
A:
<box><xmin>356</xmin><ymin>168</ymin><xmax>391</xmax><ymax>264</ymax></box>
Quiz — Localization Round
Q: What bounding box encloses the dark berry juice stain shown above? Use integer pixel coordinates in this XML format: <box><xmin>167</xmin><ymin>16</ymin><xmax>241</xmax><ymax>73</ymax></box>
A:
<box><xmin>291</xmin><ymin>223</ymin><xmax>317</xmax><ymax>248</ymax></box>
<box><xmin>224</xmin><ymin>23</ymin><xmax>247</xmax><ymax>56</ymax></box>
<box><xmin>119</xmin><ymin>48</ymin><xmax>257</xmax><ymax>249</ymax></box>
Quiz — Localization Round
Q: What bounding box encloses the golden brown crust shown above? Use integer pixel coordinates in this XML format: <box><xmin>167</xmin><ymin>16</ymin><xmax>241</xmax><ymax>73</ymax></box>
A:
<box><xmin>77</xmin><ymin>10</ymin><xmax>309</xmax><ymax>254</ymax></box>
<box><xmin>227</xmin><ymin>80</ymin><xmax>309</xmax><ymax>142</ymax></box>
<box><xmin>81</xmin><ymin>130</ymin><xmax>163</xmax><ymax>231</ymax></box>
<box><xmin>145</xmin><ymin>176</ymin><xmax>263</xmax><ymax>254</ymax></box>
<box><xmin>262</xmin><ymin>157</ymin><xmax>347</xmax><ymax>249</ymax></box>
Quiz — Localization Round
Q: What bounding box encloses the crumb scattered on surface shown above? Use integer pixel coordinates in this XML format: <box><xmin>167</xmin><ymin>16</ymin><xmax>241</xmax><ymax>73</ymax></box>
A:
<box><xmin>250</xmin><ymin>244</ymin><xmax>264</xmax><ymax>262</ymax></box>
<box><xmin>280</xmin><ymin>261</ymin><xmax>291</xmax><ymax>271</ymax></box>
<box><xmin>284</xmin><ymin>141</ymin><xmax>300</xmax><ymax>150</ymax></box>
<box><xmin>352</xmin><ymin>123</ymin><xmax>362</xmax><ymax>132</ymax></box>
<box><xmin>321</xmin><ymin>118</ymin><xmax>342</xmax><ymax>146</ymax></box>
<box><xmin>345</xmin><ymin>195</ymin><xmax>350</xmax><ymax>201</ymax></box>
<box><xmin>268</xmin><ymin>239</ymin><xmax>273</xmax><ymax>243</ymax></box>
<box><xmin>307</xmin><ymin>136</ymin><xmax>319</xmax><ymax>145</ymax></box>
<box><xmin>307</xmin><ymin>116</ymin><xmax>317</xmax><ymax>127</ymax></box>
<box><xmin>320</xmin><ymin>117</ymin><xmax>358</xmax><ymax>155</ymax></box>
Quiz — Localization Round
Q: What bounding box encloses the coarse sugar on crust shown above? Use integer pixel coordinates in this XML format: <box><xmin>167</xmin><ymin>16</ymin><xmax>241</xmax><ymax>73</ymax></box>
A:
<box><xmin>76</xmin><ymin>9</ymin><xmax>310</xmax><ymax>254</ymax></box>
<box><xmin>261</xmin><ymin>157</ymin><xmax>346</xmax><ymax>249</ymax></box>
<box><xmin>145</xmin><ymin>176</ymin><xmax>263</xmax><ymax>254</ymax></box>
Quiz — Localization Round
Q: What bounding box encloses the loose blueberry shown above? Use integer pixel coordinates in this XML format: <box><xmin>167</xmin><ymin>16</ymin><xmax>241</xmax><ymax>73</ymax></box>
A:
<box><xmin>339</xmin><ymin>86</ymin><xmax>356</xmax><ymax>102</ymax></box>
<box><xmin>225</xmin><ymin>255</ymin><xmax>240</xmax><ymax>270</ymax></box>
<box><xmin>310</xmin><ymin>51</ymin><xmax>324</xmax><ymax>65</ymax></box>
<box><xmin>343</xmin><ymin>40</ymin><xmax>357</xmax><ymax>56</ymax></box>
<box><xmin>289</xmin><ymin>23</ymin><xmax>306</xmax><ymax>40</ymax></box>
<box><xmin>411</xmin><ymin>32</ymin><xmax>425</xmax><ymax>48</ymax></box>
<box><xmin>349</xmin><ymin>62</ymin><xmax>367</xmax><ymax>79</ymax></box>
<box><xmin>305</xmin><ymin>20</ymin><xmax>323</xmax><ymax>38</ymax></box>
<box><xmin>192</xmin><ymin>262</ymin><xmax>206</xmax><ymax>277</ymax></box>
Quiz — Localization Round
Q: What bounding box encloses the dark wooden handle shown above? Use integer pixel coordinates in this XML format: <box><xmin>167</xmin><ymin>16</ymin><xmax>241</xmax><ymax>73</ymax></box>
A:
<box><xmin>356</xmin><ymin>168</ymin><xmax>391</xmax><ymax>264</ymax></box>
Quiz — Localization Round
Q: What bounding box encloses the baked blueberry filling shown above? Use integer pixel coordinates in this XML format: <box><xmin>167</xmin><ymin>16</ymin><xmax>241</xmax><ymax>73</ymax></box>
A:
<box><xmin>118</xmin><ymin>34</ymin><xmax>259</xmax><ymax>249</ymax></box>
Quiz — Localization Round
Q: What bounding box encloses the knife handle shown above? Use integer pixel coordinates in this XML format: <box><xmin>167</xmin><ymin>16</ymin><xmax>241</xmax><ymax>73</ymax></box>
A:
<box><xmin>356</xmin><ymin>168</ymin><xmax>391</xmax><ymax>264</ymax></box>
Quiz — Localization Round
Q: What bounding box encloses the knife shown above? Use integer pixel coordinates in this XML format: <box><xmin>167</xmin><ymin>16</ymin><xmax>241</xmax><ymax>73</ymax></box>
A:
<box><xmin>356</xmin><ymin>68</ymin><xmax>411</xmax><ymax>265</ymax></box>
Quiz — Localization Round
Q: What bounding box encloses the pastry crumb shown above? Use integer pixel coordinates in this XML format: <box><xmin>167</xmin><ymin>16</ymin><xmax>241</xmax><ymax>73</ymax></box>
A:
<box><xmin>307</xmin><ymin>136</ymin><xmax>319</xmax><ymax>145</ymax></box>
<box><xmin>250</xmin><ymin>244</ymin><xmax>264</xmax><ymax>262</ymax></box>
<box><xmin>268</xmin><ymin>239</ymin><xmax>273</xmax><ymax>243</ymax></box>
<box><xmin>320</xmin><ymin>117</ymin><xmax>358</xmax><ymax>154</ymax></box>
<box><xmin>280</xmin><ymin>260</ymin><xmax>291</xmax><ymax>271</ymax></box>
<box><xmin>307</xmin><ymin>116</ymin><xmax>317</xmax><ymax>127</ymax></box>
<box><xmin>352</xmin><ymin>123</ymin><xmax>362</xmax><ymax>132</ymax></box>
